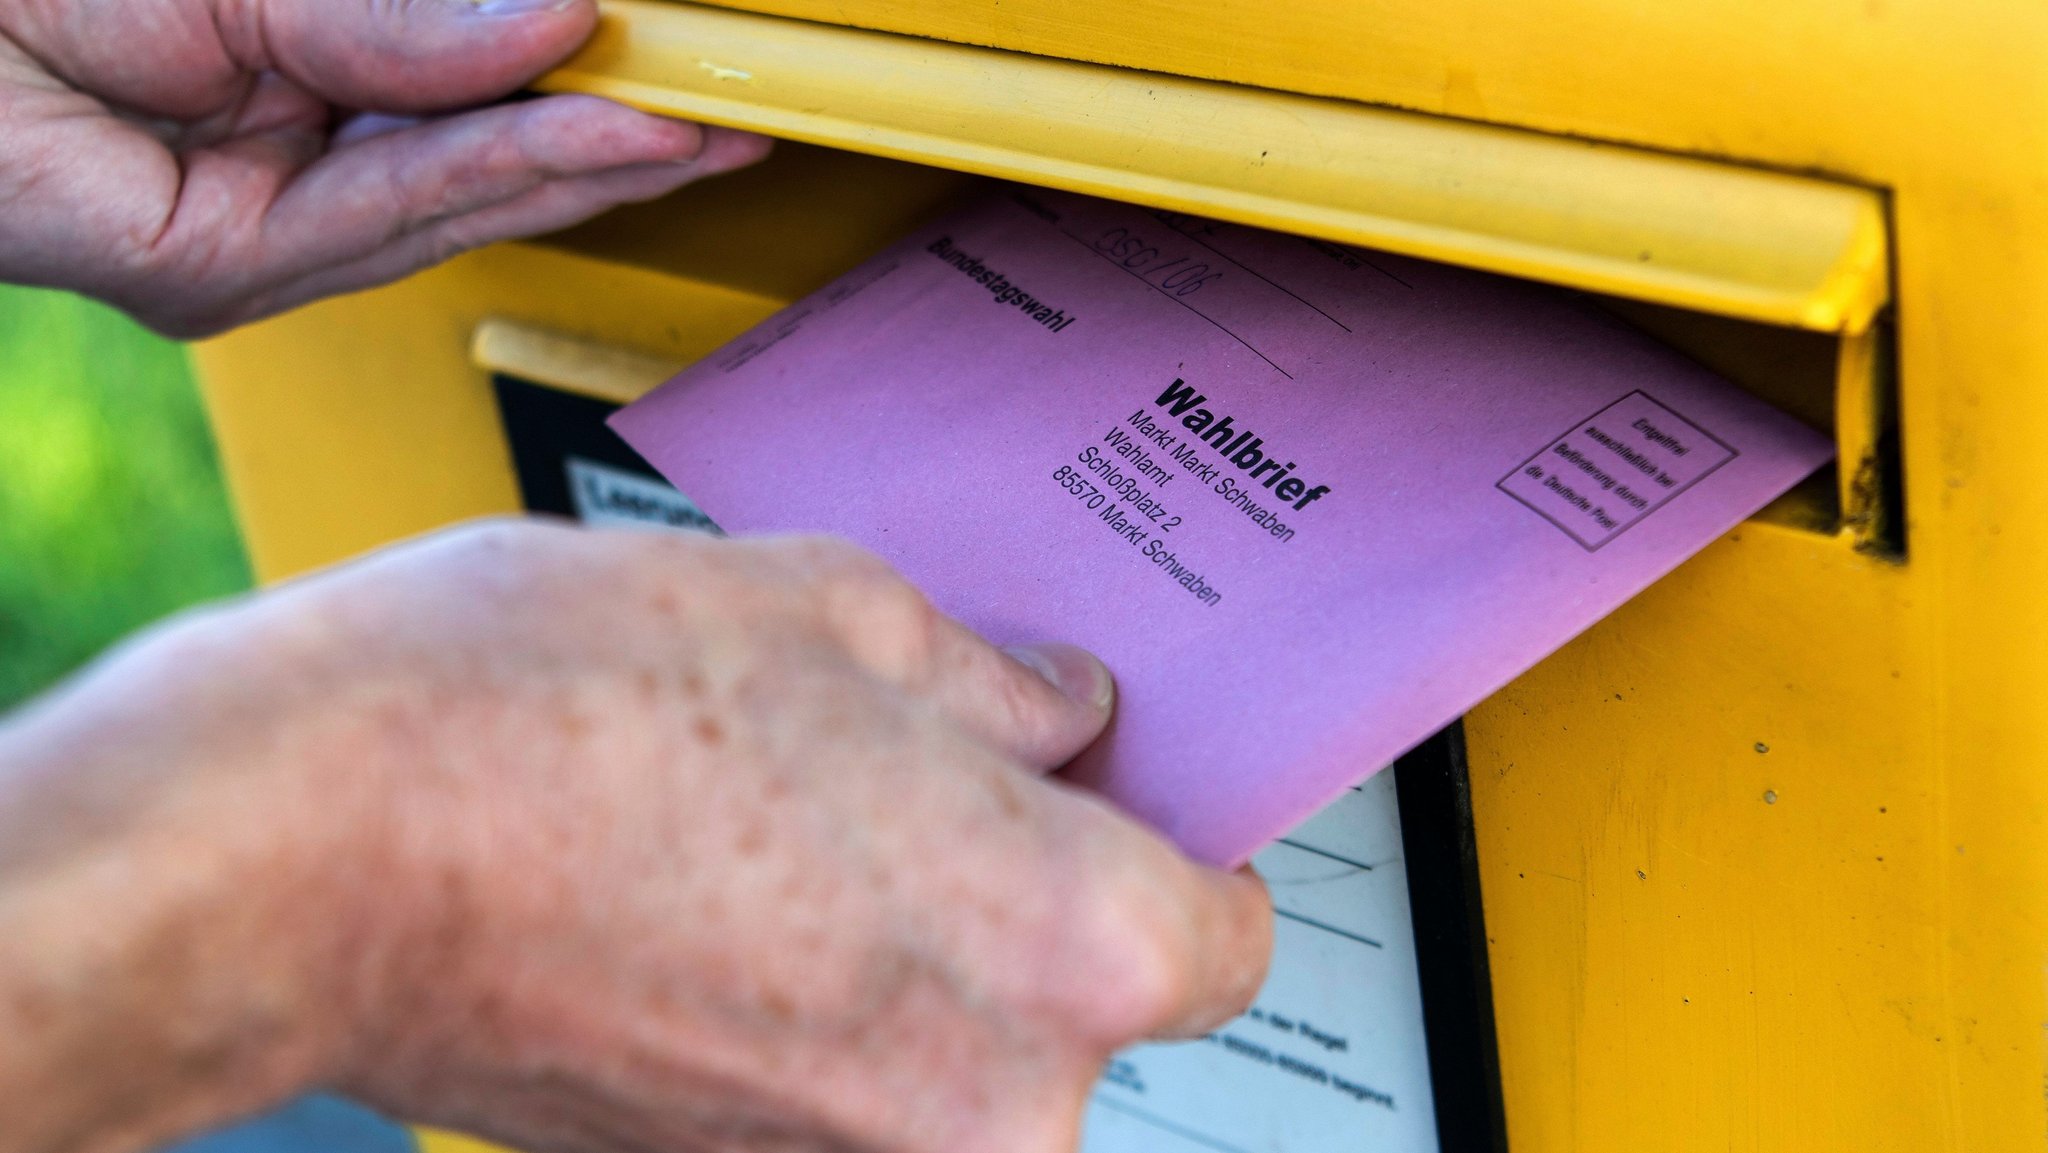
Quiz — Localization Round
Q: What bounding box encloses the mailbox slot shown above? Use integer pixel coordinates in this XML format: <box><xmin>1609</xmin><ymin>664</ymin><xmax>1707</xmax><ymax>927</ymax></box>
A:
<box><xmin>482</xmin><ymin>141</ymin><xmax>1899</xmax><ymax>555</ymax></box>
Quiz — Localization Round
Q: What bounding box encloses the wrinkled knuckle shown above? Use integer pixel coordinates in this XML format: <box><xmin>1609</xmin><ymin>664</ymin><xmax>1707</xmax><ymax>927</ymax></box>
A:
<box><xmin>989</xmin><ymin>660</ymin><xmax>1065</xmax><ymax>744</ymax></box>
<box><xmin>800</xmin><ymin>543</ymin><xmax>937</xmax><ymax>665</ymax></box>
<box><xmin>105</xmin><ymin>231</ymin><xmax>178</xmax><ymax>287</ymax></box>
<box><xmin>112</xmin><ymin>217</ymin><xmax>264</xmax><ymax>328</ymax></box>
<box><xmin>1108</xmin><ymin>928</ymin><xmax>1200</xmax><ymax>1039</ymax></box>
<box><xmin>1068</xmin><ymin>881</ymin><xmax>1199</xmax><ymax>1041</ymax></box>
<box><xmin>855</xmin><ymin>576</ymin><xmax>944</xmax><ymax>676</ymax></box>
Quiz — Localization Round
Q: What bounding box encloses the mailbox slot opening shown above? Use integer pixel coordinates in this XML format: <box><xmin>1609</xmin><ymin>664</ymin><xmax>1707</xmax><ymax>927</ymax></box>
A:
<box><xmin>524</xmin><ymin>0</ymin><xmax>1903</xmax><ymax>557</ymax></box>
<box><xmin>510</xmin><ymin>141</ymin><xmax>1903</xmax><ymax>559</ymax></box>
<box><xmin>1596</xmin><ymin>298</ymin><xmax>1903</xmax><ymax>558</ymax></box>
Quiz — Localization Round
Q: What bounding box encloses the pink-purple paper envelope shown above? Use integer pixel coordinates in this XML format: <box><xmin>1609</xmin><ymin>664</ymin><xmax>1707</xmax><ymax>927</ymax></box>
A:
<box><xmin>611</xmin><ymin>188</ymin><xmax>1833</xmax><ymax>867</ymax></box>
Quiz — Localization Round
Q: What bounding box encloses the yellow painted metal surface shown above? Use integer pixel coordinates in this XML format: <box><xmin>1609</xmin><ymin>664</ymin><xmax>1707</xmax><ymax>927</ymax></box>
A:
<box><xmin>191</xmin><ymin>1</ymin><xmax>2048</xmax><ymax>1147</ymax></box>
<box><xmin>543</xmin><ymin>1</ymin><xmax>1889</xmax><ymax>334</ymax></box>
<box><xmin>470</xmin><ymin>317</ymin><xmax>682</xmax><ymax>405</ymax></box>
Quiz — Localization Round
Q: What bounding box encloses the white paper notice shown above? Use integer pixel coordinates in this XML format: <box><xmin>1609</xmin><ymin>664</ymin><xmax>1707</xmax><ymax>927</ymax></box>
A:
<box><xmin>565</xmin><ymin>456</ymin><xmax>719</xmax><ymax>534</ymax></box>
<box><xmin>1081</xmin><ymin>769</ymin><xmax>1441</xmax><ymax>1153</ymax></box>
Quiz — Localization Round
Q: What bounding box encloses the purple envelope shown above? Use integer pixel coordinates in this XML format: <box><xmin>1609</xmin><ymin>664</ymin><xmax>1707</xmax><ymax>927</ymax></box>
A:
<box><xmin>612</xmin><ymin>188</ymin><xmax>1832</xmax><ymax>867</ymax></box>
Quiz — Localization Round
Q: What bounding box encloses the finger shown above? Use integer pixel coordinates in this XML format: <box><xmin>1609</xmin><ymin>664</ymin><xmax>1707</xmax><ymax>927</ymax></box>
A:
<box><xmin>187</xmin><ymin>104</ymin><xmax>766</xmax><ymax>328</ymax></box>
<box><xmin>7</xmin><ymin>0</ymin><xmax>599</xmax><ymax>121</ymax></box>
<box><xmin>129</xmin><ymin>71</ymin><xmax>331</xmax><ymax>152</ymax></box>
<box><xmin>1133</xmin><ymin>857</ymin><xmax>1273</xmax><ymax>1040</ymax></box>
<box><xmin>825</xmin><ymin>580</ymin><xmax>1116</xmax><ymax>771</ymax></box>
<box><xmin>1025</xmin><ymin>785</ymin><xmax>1272</xmax><ymax>1044</ymax></box>
<box><xmin>740</xmin><ymin>537</ymin><xmax>1117</xmax><ymax>772</ymax></box>
<box><xmin>921</xmin><ymin>632</ymin><xmax>1114</xmax><ymax>772</ymax></box>
<box><xmin>244</xmin><ymin>0</ymin><xmax>603</xmax><ymax>115</ymax></box>
<box><xmin>869</xmin><ymin>617</ymin><xmax>1116</xmax><ymax>774</ymax></box>
<box><xmin>257</xmin><ymin>95</ymin><xmax>730</xmax><ymax>279</ymax></box>
<box><xmin>241</xmin><ymin>128</ymin><xmax>771</xmax><ymax>324</ymax></box>
<box><xmin>1172</xmin><ymin>864</ymin><xmax>1274</xmax><ymax>1036</ymax></box>
<box><xmin>330</xmin><ymin>112</ymin><xmax>426</xmax><ymax>149</ymax></box>
<box><xmin>996</xmin><ymin>644</ymin><xmax>1119</xmax><ymax>772</ymax></box>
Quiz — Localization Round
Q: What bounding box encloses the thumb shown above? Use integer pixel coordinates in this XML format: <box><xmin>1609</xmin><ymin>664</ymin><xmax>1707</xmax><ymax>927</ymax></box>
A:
<box><xmin>253</xmin><ymin>0</ymin><xmax>599</xmax><ymax>113</ymax></box>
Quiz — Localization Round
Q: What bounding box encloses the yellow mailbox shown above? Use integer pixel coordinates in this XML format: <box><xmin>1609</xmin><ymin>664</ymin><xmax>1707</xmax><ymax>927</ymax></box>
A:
<box><xmin>192</xmin><ymin>3</ymin><xmax>2046</xmax><ymax>1150</ymax></box>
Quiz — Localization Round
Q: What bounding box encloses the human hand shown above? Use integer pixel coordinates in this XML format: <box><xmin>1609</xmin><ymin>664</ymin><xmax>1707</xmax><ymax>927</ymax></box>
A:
<box><xmin>0</xmin><ymin>0</ymin><xmax>768</xmax><ymax>336</ymax></box>
<box><xmin>0</xmin><ymin>521</ymin><xmax>1270</xmax><ymax>1153</ymax></box>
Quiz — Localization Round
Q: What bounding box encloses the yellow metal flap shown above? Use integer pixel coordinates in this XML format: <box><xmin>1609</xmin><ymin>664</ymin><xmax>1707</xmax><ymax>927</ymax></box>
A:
<box><xmin>471</xmin><ymin>316</ymin><xmax>683</xmax><ymax>404</ymax></box>
<box><xmin>542</xmin><ymin>0</ymin><xmax>1890</xmax><ymax>333</ymax></box>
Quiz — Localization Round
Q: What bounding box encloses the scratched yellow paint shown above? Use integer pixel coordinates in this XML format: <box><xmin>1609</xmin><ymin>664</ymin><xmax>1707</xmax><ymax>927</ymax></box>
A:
<box><xmin>195</xmin><ymin>2</ymin><xmax>2046</xmax><ymax>1148</ymax></box>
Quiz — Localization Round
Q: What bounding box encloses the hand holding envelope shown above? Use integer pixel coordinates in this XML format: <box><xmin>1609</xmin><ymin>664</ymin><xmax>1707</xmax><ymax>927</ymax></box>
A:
<box><xmin>0</xmin><ymin>519</ymin><xmax>1266</xmax><ymax>1153</ymax></box>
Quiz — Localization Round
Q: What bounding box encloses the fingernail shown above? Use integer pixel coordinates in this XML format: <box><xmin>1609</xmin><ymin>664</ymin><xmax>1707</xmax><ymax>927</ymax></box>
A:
<box><xmin>1005</xmin><ymin>643</ymin><xmax>1115</xmax><ymax>712</ymax></box>
<box><xmin>470</xmin><ymin>0</ymin><xmax>581</xmax><ymax>16</ymax></box>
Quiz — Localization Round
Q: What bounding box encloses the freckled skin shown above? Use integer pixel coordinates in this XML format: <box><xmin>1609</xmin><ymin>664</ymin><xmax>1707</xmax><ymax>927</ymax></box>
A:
<box><xmin>0</xmin><ymin>521</ymin><xmax>1271</xmax><ymax>1153</ymax></box>
<box><xmin>696</xmin><ymin>715</ymin><xmax>728</xmax><ymax>747</ymax></box>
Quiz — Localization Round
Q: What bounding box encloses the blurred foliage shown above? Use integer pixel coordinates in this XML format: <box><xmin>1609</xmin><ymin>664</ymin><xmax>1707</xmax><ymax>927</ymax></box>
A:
<box><xmin>0</xmin><ymin>285</ymin><xmax>250</xmax><ymax>709</ymax></box>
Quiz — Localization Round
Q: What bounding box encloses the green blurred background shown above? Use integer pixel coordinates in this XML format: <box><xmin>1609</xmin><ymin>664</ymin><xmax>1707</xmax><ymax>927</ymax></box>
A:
<box><xmin>0</xmin><ymin>296</ymin><xmax>407</xmax><ymax>1153</ymax></box>
<box><xmin>0</xmin><ymin>284</ymin><xmax>250</xmax><ymax>710</ymax></box>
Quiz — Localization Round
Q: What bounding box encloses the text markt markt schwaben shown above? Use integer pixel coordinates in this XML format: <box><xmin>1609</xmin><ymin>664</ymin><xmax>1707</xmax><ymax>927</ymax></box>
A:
<box><xmin>1138</xmin><ymin>379</ymin><xmax>1332</xmax><ymax>512</ymax></box>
